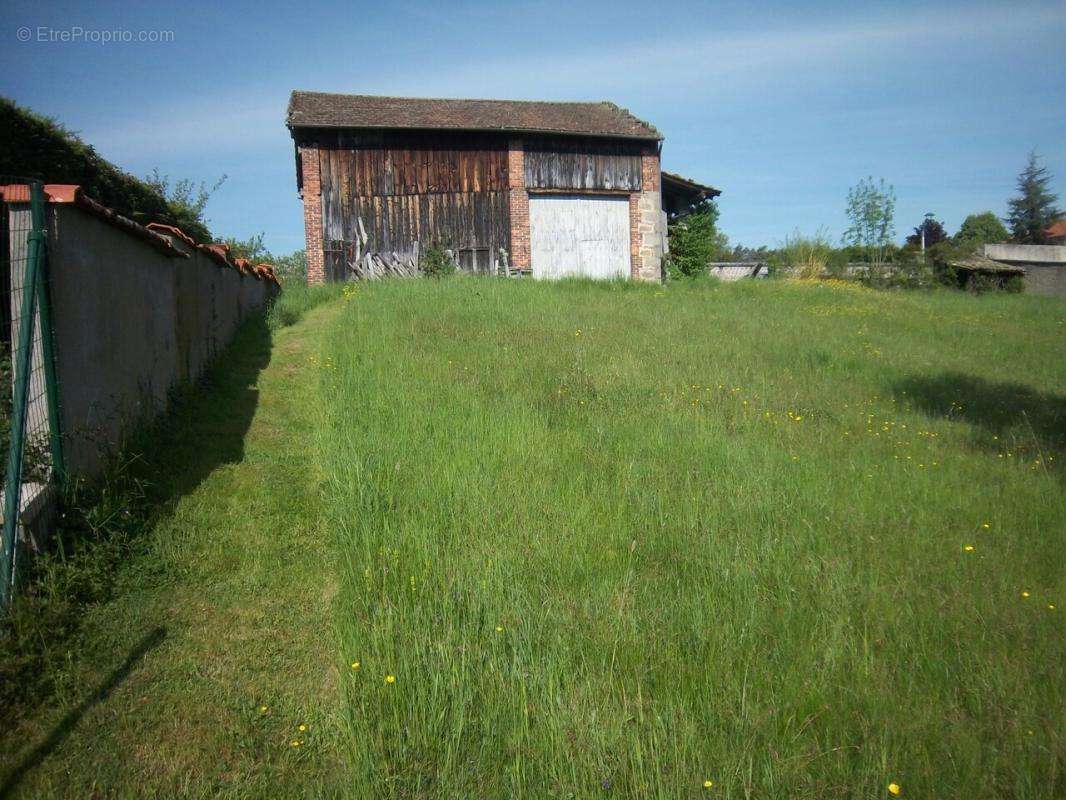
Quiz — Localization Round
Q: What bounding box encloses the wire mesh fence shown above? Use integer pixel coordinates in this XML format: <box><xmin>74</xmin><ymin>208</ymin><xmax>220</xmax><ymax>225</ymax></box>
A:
<box><xmin>0</xmin><ymin>176</ymin><xmax>64</xmax><ymax>606</ymax></box>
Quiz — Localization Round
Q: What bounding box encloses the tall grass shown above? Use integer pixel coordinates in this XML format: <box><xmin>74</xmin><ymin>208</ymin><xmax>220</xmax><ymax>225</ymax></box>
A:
<box><xmin>266</xmin><ymin>279</ymin><xmax>344</xmax><ymax>329</ymax></box>
<box><xmin>777</xmin><ymin>228</ymin><xmax>835</xmax><ymax>278</ymax></box>
<box><xmin>3</xmin><ymin>277</ymin><xmax>1059</xmax><ymax>796</ymax></box>
<box><xmin>315</xmin><ymin>277</ymin><xmax>1063</xmax><ymax>798</ymax></box>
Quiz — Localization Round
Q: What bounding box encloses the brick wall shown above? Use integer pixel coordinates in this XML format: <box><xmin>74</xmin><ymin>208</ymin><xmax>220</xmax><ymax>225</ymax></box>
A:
<box><xmin>300</xmin><ymin>146</ymin><xmax>325</xmax><ymax>284</ymax></box>
<box><xmin>507</xmin><ymin>139</ymin><xmax>530</xmax><ymax>270</ymax></box>
<box><xmin>629</xmin><ymin>150</ymin><xmax>663</xmax><ymax>282</ymax></box>
<box><xmin>629</xmin><ymin>195</ymin><xmax>641</xmax><ymax>279</ymax></box>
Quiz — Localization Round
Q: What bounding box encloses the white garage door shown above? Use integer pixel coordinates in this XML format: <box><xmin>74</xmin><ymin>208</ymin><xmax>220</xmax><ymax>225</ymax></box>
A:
<box><xmin>529</xmin><ymin>194</ymin><xmax>631</xmax><ymax>280</ymax></box>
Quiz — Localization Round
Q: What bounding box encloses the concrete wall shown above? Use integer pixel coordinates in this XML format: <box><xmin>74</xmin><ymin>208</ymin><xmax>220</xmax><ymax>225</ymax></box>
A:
<box><xmin>983</xmin><ymin>243</ymin><xmax>1066</xmax><ymax>264</ymax></box>
<box><xmin>708</xmin><ymin>263</ymin><xmax>768</xmax><ymax>282</ymax></box>
<box><xmin>9</xmin><ymin>202</ymin><xmax>277</xmax><ymax>481</ymax></box>
<box><xmin>1020</xmin><ymin>264</ymin><xmax>1066</xmax><ymax>297</ymax></box>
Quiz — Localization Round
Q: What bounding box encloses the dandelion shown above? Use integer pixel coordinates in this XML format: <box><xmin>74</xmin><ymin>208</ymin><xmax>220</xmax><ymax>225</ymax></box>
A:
<box><xmin>963</xmin><ymin>545</ymin><xmax>975</xmax><ymax>552</ymax></box>
<box><xmin>260</xmin><ymin>705</ymin><xmax>268</xmax><ymax>713</ymax></box>
<box><xmin>351</xmin><ymin>661</ymin><xmax>360</xmax><ymax>670</ymax></box>
<box><xmin>495</xmin><ymin>626</ymin><xmax>504</xmax><ymax>633</ymax></box>
<box><xmin>888</xmin><ymin>782</ymin><xmax>901</xmax><ymax>796</ymax></box>
<box><xmin>1049</xmin><ymin>604</ymin><xmax>1056</xmax><ymax>610</ymax></box>
<box><xmin>1021</xmin><ymin>591</ymin><xmax>1030</xmax><ymax>599</ymax></box>
<box><xmin>298</xmin><ymin>724</ymin><xmax>307</xmax><ymax>732</ymax></box>
<box><xmin>291</xmin><ymin>740</ymin><xmax>301</xmax><ymax>748</ymax></box>
<box><xmin>982</xmin><ymin>523</ymin><xmax>991</xmax><ymax>529</ymax></box>
<box><xmin>385</xmin><ymin>674</ymin><xmax>396</xmax><ymax>684</ymax></box>
<box><xmin>703</xmin><ymin>780</ymin><xmax>713</xmax><ymax>789</ymax></box>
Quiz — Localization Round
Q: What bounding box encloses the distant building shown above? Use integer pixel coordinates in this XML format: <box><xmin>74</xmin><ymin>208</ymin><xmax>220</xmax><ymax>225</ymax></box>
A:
<box><xmin>1046</xmin><ymin>219</ymin><xmax>1066</xmax><ymax>245</ymax></box>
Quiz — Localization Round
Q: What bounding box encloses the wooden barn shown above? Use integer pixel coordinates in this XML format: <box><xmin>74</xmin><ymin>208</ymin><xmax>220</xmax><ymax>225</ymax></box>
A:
<box><xmin>286</xmin><ymin>91</ymin><xmax>718</xmax><ymax>283</ymax></box>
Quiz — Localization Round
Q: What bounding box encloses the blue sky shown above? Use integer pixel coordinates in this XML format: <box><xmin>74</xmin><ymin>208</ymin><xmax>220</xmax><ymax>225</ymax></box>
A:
<box><xmin>2</xmin><ymin>0</ymin><xmax>1064</xmax><ymax>254</ymax></box>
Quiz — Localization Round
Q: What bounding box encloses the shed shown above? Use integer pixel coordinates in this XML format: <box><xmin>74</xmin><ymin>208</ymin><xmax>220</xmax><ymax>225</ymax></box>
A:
<box><xmin>946</xmin><ymin>253</ymin><xmax>1026</xmax><ymax>291</ymax></box>
<box><xmin>287</xmin><ymin>92</ymin><xmax>717</xmax><ymax>283</ymax></box>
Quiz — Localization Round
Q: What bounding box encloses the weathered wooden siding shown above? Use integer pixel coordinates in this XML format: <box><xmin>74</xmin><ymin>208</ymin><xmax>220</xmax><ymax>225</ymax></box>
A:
<box><xmin>524</xmin><ymin>136</ymin><xmax>643</xmax><ymax>192</ymax></box>
<box><xmin>321</xmin><ymin>191</ymin><xmax>510</xmax><ymax>280</ymax></box>
<box><xmin>313</xmin><ymin>130</ymin><xmax>511</xmax><ymax>280</ymax></box>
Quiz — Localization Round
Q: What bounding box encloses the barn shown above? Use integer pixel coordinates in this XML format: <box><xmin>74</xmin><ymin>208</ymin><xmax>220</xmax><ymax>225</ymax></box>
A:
<box><xmin>286</xmin><ymin>91</ymin><xmax>718</xmax><ymax>283</ymax></box>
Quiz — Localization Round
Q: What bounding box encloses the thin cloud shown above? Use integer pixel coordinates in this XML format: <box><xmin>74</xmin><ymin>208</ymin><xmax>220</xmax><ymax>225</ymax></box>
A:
<box><xmin>77</xmin><ymin>2</ymin><xmax>1063</xmax><ymax>162</ymax></box>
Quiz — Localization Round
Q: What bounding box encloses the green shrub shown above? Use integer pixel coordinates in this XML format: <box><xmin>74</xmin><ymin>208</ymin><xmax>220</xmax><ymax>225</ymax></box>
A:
<box><xmin>861</xmin><ymin>256</ymin><xmax>935</xmax><ymax>290</ymax></box>
<box><xmin>421</xmin><ymin>244</ymin><xmax>456</xmax><ymax>278</ymax></box>
<box><xmin>666</xmin><ymin>199</ymin><xmax>729</xmax><ymax>279</ymax></box>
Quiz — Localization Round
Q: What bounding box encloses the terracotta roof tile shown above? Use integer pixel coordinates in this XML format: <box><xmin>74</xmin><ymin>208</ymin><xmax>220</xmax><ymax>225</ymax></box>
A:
<box><xmin>254</xmin><ymin>263</ymin><xmax>280</xmax><ymax>285</ymax></box>
<box><xmin>146</xmin><ymin>222</ymin><xmax>198</xmax><ymax>248</ymax></box>
<box><xmin>1046</xmin><ymin>219</ymin><xmax>1066</xmax><ymax>238</ymax></box>
<box><xmin>287</xmin><ymin>91</ymin><xmax>661</xmax><ymax>140</ymax></box>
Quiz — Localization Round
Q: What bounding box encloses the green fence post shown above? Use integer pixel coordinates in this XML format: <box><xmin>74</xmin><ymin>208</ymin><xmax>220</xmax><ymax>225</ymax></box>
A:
<box><xmin>1</xmin><ymin>180</ymin><xmax>45</xmax><ymax>607</ymax></box>
<box><xmin>34</xmin><ymin>193</ymin><xmax>64</xmax><ymax>488</ymax></box>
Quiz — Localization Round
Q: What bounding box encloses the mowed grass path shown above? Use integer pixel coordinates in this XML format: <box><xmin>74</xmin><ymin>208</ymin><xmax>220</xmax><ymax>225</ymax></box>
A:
<box><xmin>320</xmin><ymin>279</ymin><xmax>1064</xmax><ymax>798</ymax></box>
<box><xmin>0</xmin><ymin>306</ymin><xmax>348</xmax><ymax>797</ymax></box>
<box><xmin>0</xmin><ymin>279</ymin><xmax>1062</xmax><ymax>797</ymax></box>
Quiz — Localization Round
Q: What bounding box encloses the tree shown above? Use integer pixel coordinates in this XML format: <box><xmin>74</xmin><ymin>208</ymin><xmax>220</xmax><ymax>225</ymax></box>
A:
<box><xmin>222</xmin><ymin>232</ymin><xmax>268</xmax><ymax>261</ymax></box>
<box><xmin>665</xmin><ymin>199</ymin><xmax>729</xmax><ymax>278</ymax></box>
<box><xmin>1006</xmin><ymin>151</ymin><xmax>1060</xmax><ymax>244</ymax></box>
<box><xmin>143</xmin><ymin>169</ymin><xmax>227</xmax><ymax>244</ymax></box>
<box><xmin>843</xmin><ymin>177</ymin><xmax>896</xmax><ymax>265</ymax></box>
<box><xmin>906</xmin><ymin>214</ymin><xmax>948</xmax><ymax>249</ymax></box>
<box><xmin>954</xmin><ymin>212</ymin><xmax>1009</xmax><ymax>250</ymax></box>
<box><xmin>273</xmin><ymin>250</ymin><xmax>307</xmax><ymax>282</ymax></box>
<box><xmin>730</xmin><ymin>244</ymin><xmax>771</xmax><ymax>262</ymax></box>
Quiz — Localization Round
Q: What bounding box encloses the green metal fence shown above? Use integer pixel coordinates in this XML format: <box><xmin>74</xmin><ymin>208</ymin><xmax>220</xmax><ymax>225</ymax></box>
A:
<box><xmin>0</xmin><ymin>177</ymin><xmax>65</xmax><ymax>608</ymax></box>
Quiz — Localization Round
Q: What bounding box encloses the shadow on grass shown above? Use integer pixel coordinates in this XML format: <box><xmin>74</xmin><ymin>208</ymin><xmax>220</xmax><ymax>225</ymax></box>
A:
<box><xmin>0</xmin><ymin>314</ymin><xmax>273</xmax><ymax>775</ymax></box>
<box><xmin>139</xmin><ymin>312</ymin><xmax>272</xmax><ymax>503</ymax></box>
<box><xmin>0</xmin><ymin>627</ymin><xmax>166</xmax><ymax>799</ymax></box>
<box><xmin>893</xmin><ymin>371</ymin><xmax>1066</xmax><ymax>467</ymax></box>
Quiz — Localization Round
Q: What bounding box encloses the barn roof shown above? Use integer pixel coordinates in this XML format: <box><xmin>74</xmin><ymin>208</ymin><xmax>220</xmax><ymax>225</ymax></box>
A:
<box><xmin>287</xmin><ymin>91</ymin><xmax>662</xmax><ymax>141</ymax></box>
<box><xmin>662</xmin><ymin>171</ymin><xmax>720</xmax><ymax>197</ymax></box>
<box><xmin>661</xmin><ymin>171</ymin><xmax>721</xmax><ymax>219</ymax></box>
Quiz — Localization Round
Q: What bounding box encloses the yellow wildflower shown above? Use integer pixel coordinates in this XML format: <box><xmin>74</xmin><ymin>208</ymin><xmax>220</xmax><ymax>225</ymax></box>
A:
<box><xmin>703</xmin><ymin>780</ymin><xmax>713</xmax><ymax>789</ymax></box>
<box><xmin>496</xmin><ymin>626</ymin><xmax>504</xmax><ymax>633</ymax></box>
<box><xmin>963</xmin><ymin>545</ymin><xmax>975</xmax><ymax>552</ymax></box>
<box><xmin>259</xmin><ymin>705</ymin><xmax>268</xmax><ymax>713</ymax></box>
<box><xmin>385</xmin><ymin>675</ymin><xmax>396</xmax><ymax>684</ymax></box>
<box><xmin>351</xmin><ymin>661</ymin><xmax>360</xmax><ymax>670</ymax></box>
<box><xmin>298</xmin><ymin>724</ymin><xmax>307</xmax><ymax>732</ymax></box>
<box><xmin>888</xmin><ymin>782</ymin><xmax>901</xmax><ymax>796</ymax></box>
<box><xmin>291</xmin><ymin>740</ymin><xmax>301</xmax><ymax>747</ymax></box>
<box><xmin>1021</xmin><ymin>591</ymin><xmax>1030</xmax><ymax>599</ymax></box>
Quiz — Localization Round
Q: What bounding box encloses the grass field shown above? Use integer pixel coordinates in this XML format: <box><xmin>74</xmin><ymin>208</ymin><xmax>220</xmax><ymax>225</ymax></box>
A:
<box><xmin>1</xmin><ymin>277</ymin><xmax>1063</xmax><ymax>797</ymax></box>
